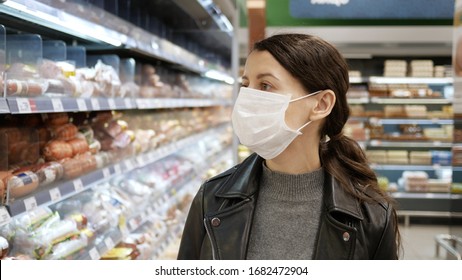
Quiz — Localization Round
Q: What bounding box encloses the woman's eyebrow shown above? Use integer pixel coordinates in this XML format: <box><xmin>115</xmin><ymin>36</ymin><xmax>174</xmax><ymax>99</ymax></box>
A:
<box><xmin>256</xmin><ymin>73</ymin><xmax>279</xmax><ymax>80</ymax></box>
<box><xmin>241</xmin><ymin>73</ymin><xmax>279</xmax><ymax>81</ymax></box>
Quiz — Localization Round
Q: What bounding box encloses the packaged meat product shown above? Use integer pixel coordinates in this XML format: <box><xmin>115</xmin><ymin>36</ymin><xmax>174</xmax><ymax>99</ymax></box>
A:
<box><xmin>6</xmin><ymin>79</ymin><xmax>45</xmax><ymax>96</ymax></box>
<box><xmin>6</xmin><ymin>171</ymin><xmax>39</xmax><ymax>198</ymax></box>
<box><xmin>45</xmin><ymin>78</ymin><xmax>75</xmax><ymax>96</ymax></box>
<box><xmin>44</xmin><ymin>112</ymin><xmax>69</xmax><ymax>126</ymax></box>
<box><xmin>78</xmin><ymin>125</ymin><xmax>94</xmax><ymax>143</ymax></box>
<box><xmin>35</xmin><ymin>161</ymin><xmax>64</xmax><ymax>186</ymax></box>
<box><xmin>0</xmin><ymin>179</ymin><xmax>5</xmax><ymax>205</ymax></box>
<box><xmin>67</xmin><ymin>138</ymin><xmax>89</xmax><ymax>156</ymax></box>
<box><xmin>49</xmin><ymin>123</ymin><xmax>78</xmax><ymax>141</ymax></box>
<box><xmin>60</xmin><ymin>158</ymin><xmax>83</xmax><ymax>179</ymax></box>
<box><xmin>88</xmin><ymin>140</ymin><xmax>101</xmax><ymax>154</ymax></box>
<box><xmin>43</xmin><ymin>140</ymin><xmax>73</xmax><ymax>161</ymax></box>
<box><xmin>37</xmin><ymin>127</ymin><xmax>50</xmax><ymax>149</ymax></box>
<box><xmin>38</xmin><ymin>59</ymin><xmax>63</xmax><ymax>79</ymax></box>
<box><xmin>75</xmin><ymin>152</ymin><xmax>97</xmax><ymax>174</ymax></box>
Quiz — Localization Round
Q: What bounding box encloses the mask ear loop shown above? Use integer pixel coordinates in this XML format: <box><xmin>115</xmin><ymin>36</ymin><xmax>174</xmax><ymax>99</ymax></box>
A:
<box><xmin>291</xmin><ymin>90</ymin><xmax>324</xmax><ymax>133</ymax></box>
<box><xmin>290</xmin><ymin>89</ymin><xmax>324</xmax><ymax>102</ymax></box>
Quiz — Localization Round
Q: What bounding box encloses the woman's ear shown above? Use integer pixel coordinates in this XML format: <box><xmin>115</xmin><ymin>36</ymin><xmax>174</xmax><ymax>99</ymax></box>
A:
<box><xmin>311</xmin><ymin>90</ymin><xmax>336</xmax><ymax>120</ymax></box>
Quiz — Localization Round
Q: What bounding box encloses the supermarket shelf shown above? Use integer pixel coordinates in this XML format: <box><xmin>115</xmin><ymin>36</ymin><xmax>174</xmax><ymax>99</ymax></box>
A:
<box><xmin>369</xmin><ymin>76</ymin><xmax>453</xmax><ymax>84</ymax></box>
<box><xmin>371</xmin><ymin>164</ymin><xmax>457</xmax><ymax>171</ymax></box>
<box><xmin>0</xmin><ymin>99</ymin><xmax>9</xmax><ymax>113</ymax></box>
<box><xmin>4</xmin><ymin>97</ymin><xmax>230</xmax><ymax>114</ymax></box>
<box><xmin>6</xmin><ymin>97</ymin><xmax>136</xmax><ymax>114</ymax></box>
<box><xmin>370</xmin><ymin>97</ymin><xmax>452</xmax><ymax>104</ymax></box>
<box><xmin>0</xmin><ymin>0</ymin><xmax>233</xmax><ymax>83</ymax></box>
<box><xmin>135</xmin><ymin>98</ymin><xmax>232</xmax><ymax>110</ymax></box>
<box><xmin>76</xmin><ymin>229</ymin><xmax>123</xmax><ymax>260</ymax></box>
<box><xmin>368</xmin><ymin>140</ymin><xmax>453</xmax><ymax>148</ymax></box>
<box><xmin>347</xmin><ymin>97</ymin><xmax>369</xmax><ymax>104</ymax></box>
<box><xmin>349</xmin><ymin>77</ymin><xmax>368</xmax><ymax>84</ymax></box>
<box><xmin>392</xmin><ymin>192</ymin><xmax>462</xmax><ymax>200</ymax></box>
<box><xmin>370</xmin><ymin>118</ymin><xmax>454</xmax><ymax>125</ymax></box>
<box><xmin>4</xmin><ymin>124</ymin><xmax>230</xmax><ymax>218</ymax></box>
<box><xmin>392</xmin><ymin>192</ymin><xmax>462</xmax><ymax>215</ymax></box>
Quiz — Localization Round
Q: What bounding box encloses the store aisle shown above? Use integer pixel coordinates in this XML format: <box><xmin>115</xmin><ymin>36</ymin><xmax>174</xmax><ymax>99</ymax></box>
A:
<box><xmin>400</xmin><ymin>224</ymin><xmax>450</xmax><ymax>260</ymax></box>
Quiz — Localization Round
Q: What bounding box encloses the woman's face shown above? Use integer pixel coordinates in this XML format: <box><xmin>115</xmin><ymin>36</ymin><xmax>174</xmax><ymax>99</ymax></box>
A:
<box><xmin>240</xmin><ymin>50</ymin><xmax>314</xmax><ymax>130</ymax></box>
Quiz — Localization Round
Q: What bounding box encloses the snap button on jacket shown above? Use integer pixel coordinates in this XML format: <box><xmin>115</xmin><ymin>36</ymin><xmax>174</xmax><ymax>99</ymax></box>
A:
<box><xmin>178</xmin><ymin>154</ymin><xmax>398</xmax><ymax>260</ymax></box>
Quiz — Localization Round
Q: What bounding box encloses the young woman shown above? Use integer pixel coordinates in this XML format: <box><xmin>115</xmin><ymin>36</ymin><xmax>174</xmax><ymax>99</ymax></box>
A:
<box><xmin>177</xmin><ymin>33</ymin><xmax>400</xmax><ymax>260</ymax></box>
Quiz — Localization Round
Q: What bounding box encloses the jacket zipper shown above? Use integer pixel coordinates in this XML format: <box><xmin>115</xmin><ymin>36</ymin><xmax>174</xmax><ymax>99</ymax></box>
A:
<box><xmin>204</xmin><ymin>218</ymin><xmax>218</xmax><ymax>260</ymax></box>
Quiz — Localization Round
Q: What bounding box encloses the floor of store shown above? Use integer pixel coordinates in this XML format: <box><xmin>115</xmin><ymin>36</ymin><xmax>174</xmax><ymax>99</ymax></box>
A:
<box><xmin>400</xmin><ymin>223</ymin><xmax>450</xmax><ymax>260</ymax></box>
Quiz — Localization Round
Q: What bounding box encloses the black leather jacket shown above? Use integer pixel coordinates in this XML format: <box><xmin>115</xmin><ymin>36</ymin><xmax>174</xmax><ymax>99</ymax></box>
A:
<box><xmin>177</xmin><ymin>154</ymin><xmax>398</xmax><ymax>260</ymax></box>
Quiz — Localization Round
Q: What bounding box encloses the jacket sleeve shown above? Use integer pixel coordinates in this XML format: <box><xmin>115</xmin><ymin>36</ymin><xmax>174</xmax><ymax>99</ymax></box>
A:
<box><xmin>177</xmin><ymin>185</ymin><xmax>206</xmax><ymax>260</ymax></box>
<box><xmin>373</xmin><ymin>203</ymin><xmax>399</xmax><ymax>260</ymax></box>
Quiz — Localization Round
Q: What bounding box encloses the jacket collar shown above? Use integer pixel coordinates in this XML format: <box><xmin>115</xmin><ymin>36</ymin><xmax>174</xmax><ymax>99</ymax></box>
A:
<box><xmin>216</xmin><ymin>153</ymin><xmax>363</xmax><ymax>220</ymax></box>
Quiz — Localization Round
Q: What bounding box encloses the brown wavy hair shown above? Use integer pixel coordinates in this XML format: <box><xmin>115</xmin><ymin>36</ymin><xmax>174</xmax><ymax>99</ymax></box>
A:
<box><xmin>253</xmin><ymin>33</ymin><xmax>401</xmax><ymax>258</ymax></box>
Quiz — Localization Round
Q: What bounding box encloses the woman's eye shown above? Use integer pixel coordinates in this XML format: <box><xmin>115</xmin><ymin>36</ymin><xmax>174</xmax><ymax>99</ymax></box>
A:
<box><xmin>261</xmin><ymin>83</ymin><xmax>272</xmax><ymax>91</ymax></box>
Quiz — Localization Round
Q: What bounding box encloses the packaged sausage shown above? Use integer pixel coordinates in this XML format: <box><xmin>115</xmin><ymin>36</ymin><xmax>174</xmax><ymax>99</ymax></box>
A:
<box><xmin>43</xmin><ymin>140</ymin><xmax>73</xmax><ymax>161</ymax></box>
<box><xmin>67</xmin><ymin>138</ymin><xmax>89</xmax><ymax>156</ymax></box>
<box><xmin>44</xmin><ymin>112</ymin><xmax>69</xmax><ymax>126</ymax></box>
<box><xmin>74</xmin><ymin>152</ymin><xmax>97</xmax><ymax>174</ymax></box>
<box><xmin>6</xmin><ymin>171</ymin><xmax>39</xmax><ymax>198</ymax></box>
<box><xmin>60</xmin><ymin>157</ymin><xmax>85</xmax><ymax>179</ymax></box>
<box><xmin>88</xmin><ymin>139</ymin><xmax>101</xmax><ymax>154</ymax></box>
<box><xmin>78</xmin><ymin>125</ymin><xmax>94</xmax><ymax>143</ymax></box>
<box><xmin>49</xmin><ymin>123</ymin><xmax>78</xmax><ymax>141</ymax></box>
<box><xmin>6</xmin><ymin>79</ymin><xmax>44</xmax><ymax>96</ymax></box>
<box><xmin>35</xmin><ymin>162</ymin><xmax>64</xmax><ymax>186</ymax></box>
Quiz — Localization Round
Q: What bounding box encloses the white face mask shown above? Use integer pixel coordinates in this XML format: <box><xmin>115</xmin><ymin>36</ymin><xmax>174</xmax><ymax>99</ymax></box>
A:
<box><xmin>231</xmin><ymin>87</ymin><xmax>322</xmax><ymax>160</ymax></box>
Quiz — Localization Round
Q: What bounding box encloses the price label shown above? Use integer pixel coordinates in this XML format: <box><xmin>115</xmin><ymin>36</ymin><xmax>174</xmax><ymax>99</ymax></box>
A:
<box><xmin>49</xmin><ymin>188</ymin><xmax>62</xmax><ymax>202</ymax></box>
<box><xmin>0</xmin><ymin>206</ymin><xmax>12</xmax><ymax>227</ymax></box>
<box><xmin>108</xmin><ymin>98</ymin><xmax>116</xmax><ymax>110</ymax></box>
<box><xmin>124</xmin><ymin>99</ymin><xmax>132</xmax><ymax>108</ymax></box>
<box><xmin>51</xmin><ymin>99</ymin><xmax>64</xmax><ymax>112</ymax></box>
<box><xmin>16</xmin><ymin>98</ymin><xmax>32</xmax><ymax>113</ymax></box>
<box><xmin>76</xmin><ymin>99</ymin><xmax>88</xmax><ymax>111</ymax></box>
<box><xmin>137</xmin><ymin>156</ymin><xmax>145</xmax><ymax>167</ymax></box>
<box><xmin>114</xmin><ymin>164</ymin><xmax>122</xmax><ymax>174</ymax></box>
<box><xmin>73</xmin><ymin>179</ymin><xmax>84</xmax><ymax>192</ymax></box>
<box><xmin>89</xmin><ymin>247</ymin><xmax>100</xmax><ymax>260</ymax></box>
<box><xmin>91</xmin><ymin>98</ymin><xmax>100</xmax><ymax>110</ymax></box>
<box><xmin>102</xmin><ymin>168</ymin><xmax>111</xmax><ymax>178</ymax></box>
<box><xmin>104</xmin><ymin>237</ymin><xmax>115</xmax><ymax>250</ymax></box>
<box><xmin>124</xmin><ymin>160</ymin><xmax>134</xmax><ymax>171</ymax></box>
<box><xmin>136</xmin><ymin>99</ymin><xmax>147</xmax><ymax>109</ymax></box>
<box><xmin>24</xmin><ymin>197</ymin><xmax>38</xmax><ymax>211</ymax></box>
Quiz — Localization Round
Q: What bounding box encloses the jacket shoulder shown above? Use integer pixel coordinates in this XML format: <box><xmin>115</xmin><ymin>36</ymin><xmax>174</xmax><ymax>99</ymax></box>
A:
<box><xmin>204</xmin><ymin>164</ymin><xmax>239</xmax><ymax>184</ymax></box>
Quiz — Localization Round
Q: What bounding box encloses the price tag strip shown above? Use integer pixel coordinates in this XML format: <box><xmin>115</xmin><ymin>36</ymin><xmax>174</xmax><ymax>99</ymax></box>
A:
<box><xmin>0</xmin><ymin>206</ymin><xmax>12</xmax><ymax>227</ymax></box>
<box><xmin>51</xmin><ymin>99</ymin><xmax>64</xmax><ymax>112</ymax></box>
<box><xmin>24</xmin><ymin>196</ymin><xmax>38</xmax><ymax>212</ymax></box>
<box><xmin>89</xmin><ymin>247</ymin><xmax>101</xmax><ymax>260</ymax></box>
<box><xmin>73</xmin><ymin>179</ymin><xmax>84</xmax><ymax>192</ymax></box>
<box><xmin>76</xmin><ymin>99</ymin><xmax>88</xmax><ymax>111</ymax></box>
<box><xmin>49</xmin><ymin>187</ymin><xmax>62</xmax><ymax>202</ymax></box>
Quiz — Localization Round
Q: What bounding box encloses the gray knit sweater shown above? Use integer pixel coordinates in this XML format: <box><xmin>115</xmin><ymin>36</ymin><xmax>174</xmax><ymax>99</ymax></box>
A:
<box><xmin>246</xmin><ymin>162</ymin><xmax>324</xmax><ymax>260</ymax></box>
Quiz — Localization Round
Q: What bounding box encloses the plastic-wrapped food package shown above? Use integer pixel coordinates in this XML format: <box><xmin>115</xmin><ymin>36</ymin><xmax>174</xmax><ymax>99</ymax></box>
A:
<box><xmin>43</xmin><ymin>234</ymin><xmax>88</xmax><ymax>260</ymax></box>
<box><xmin>35</xmin><ymin>161</ymin><xmax>64</xmax><ymax>186</ymax></box>
<box><xmin>43</xmin><ymin>140</ymin><xmax>73</xmax><ymax>161</ymax></box>
<box><xmin>6</xmin><ymin>171</ymin><xmax>39</xmax><ymax>199</ymax></box>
